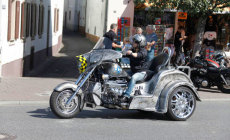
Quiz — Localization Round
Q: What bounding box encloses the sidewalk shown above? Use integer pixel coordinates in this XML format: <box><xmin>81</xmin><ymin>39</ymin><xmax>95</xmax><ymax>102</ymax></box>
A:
<box><xmin>0</xmin><ymin>76</ymin><xmax>230</xmax><ymax>105</ymax></box>
<box><xmin>1</xmin><ymin>31</ymin><xmax>230</xmax><ymax>105</ymax></box>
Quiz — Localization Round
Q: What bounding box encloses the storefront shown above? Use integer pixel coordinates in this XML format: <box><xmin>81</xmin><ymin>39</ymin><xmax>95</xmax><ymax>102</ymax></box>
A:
<box><xmin>134</xmin><ymin>6</ymin><xmax>230</xmax><ymax>54</ymax></box>
<box><xmin>134</xmin><ymin>8</ymin><xmax>177</xmax><ymax>55</ymax></box>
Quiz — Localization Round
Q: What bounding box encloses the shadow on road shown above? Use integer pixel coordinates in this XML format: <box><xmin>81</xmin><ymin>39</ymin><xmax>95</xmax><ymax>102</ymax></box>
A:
<box><xmin>28</xmin><ymin>107</ymin><xmax>169</xmax><ymax>121</ymax></box>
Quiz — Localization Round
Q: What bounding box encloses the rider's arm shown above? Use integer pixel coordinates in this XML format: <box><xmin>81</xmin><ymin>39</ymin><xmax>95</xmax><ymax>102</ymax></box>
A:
<box><xmin>112</xmin><ymin>43</ymin><xmax>122</xmax><ymax>48</ymax></box>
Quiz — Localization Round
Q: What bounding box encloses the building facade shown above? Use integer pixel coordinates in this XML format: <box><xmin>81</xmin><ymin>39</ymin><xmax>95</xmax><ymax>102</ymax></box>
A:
<box><xmin>64</xmin><ymin>0</ymin><xmax>134</xmax><ymax>42</ymax></box>
<box><xmin>0</xmin><ymin>0</ymin><xmax>64</xmax><ymax>77</ymax></box>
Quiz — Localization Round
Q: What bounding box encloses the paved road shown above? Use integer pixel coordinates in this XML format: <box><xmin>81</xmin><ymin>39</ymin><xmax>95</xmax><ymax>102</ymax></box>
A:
<box><xmin>0</xmin><ymin>101</ymin><xmax>229</xmax><ymax>140</ymax></box>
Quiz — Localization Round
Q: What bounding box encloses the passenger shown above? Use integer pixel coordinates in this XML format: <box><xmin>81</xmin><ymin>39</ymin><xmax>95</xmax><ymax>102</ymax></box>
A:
<box><xmin>145</xmin><ymin>25</ymin><xmax>158</xmax><ymax>62</ymax></box>
<box><xmin>121</xmin><ymin>34</ymin><xmax>148</xmax><ymax>102</ymax></box>
<box><xmin>103</xmin><ymin>23</ymin><xmax>122</xmax><ymax>49</ymax></box>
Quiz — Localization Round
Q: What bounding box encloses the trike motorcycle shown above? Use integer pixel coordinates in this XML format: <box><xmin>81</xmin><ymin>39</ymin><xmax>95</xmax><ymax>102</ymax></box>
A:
<box><xmin>50</xmin><ymin>37</ymin><xmax>201</xmax><ymax>121</ymax></box>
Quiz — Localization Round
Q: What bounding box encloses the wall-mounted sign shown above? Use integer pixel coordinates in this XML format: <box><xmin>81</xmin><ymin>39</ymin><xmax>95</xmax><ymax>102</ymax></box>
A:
<box><xmin>117</xmin><ymin>17</ymin><xmax>130</xmax><ymax>42</ymax></box>
<box><xmin>178</xmin><ymin>12</ymin><xmax>187</xmax><ymax>20</ymax></box>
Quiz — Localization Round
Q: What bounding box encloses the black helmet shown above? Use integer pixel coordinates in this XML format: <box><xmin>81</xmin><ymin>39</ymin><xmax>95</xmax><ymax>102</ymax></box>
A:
<box><xmin>132</xmin><ymin>34</ymin><xmax>147</xmax><ymax>47</ymax></box>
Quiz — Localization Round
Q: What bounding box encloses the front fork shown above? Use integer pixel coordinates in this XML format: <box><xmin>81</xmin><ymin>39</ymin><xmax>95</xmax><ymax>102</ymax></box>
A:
<box><xmin>220</xmin><ymin>74</ymin><xmax>230</xmax><ymax>86</ymax></box>
<box><xmin>66</xmin><ymin>67</ymin><xmax>96</xmax><ymax>105</ymax></box>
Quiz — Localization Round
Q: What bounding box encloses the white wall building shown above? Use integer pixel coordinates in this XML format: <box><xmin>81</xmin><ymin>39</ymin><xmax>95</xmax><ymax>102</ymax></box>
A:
<box><xmin>64</xmin><ymin>0</ymin><xmax>134</xmax><ymax>42</ymax></box>
<box><xmin>63</xmin><ymin>0</ymin><xmax>87</xmax><ymax>33</ymax></box>
<box><xmin>0</xmin><ymin>0</ymin><xmax>64</xmax><ymax>77</ymax></box>
<box><xmin>86</xmin><ymin>0</ymin><xmax>134</xmax><ymax>42</ymax></box>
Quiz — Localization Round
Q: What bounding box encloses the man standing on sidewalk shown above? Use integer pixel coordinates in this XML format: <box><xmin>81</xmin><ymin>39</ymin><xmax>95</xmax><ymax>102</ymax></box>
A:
<box><xmin>103</xmin><ymin>23</ymin><xmax>121</xmax><ymax>49</ymax></box>
<box><xmin>174</xmin><ymin>26</ymin><xmax>187</xmax><ymax>66</ymax></box>
<box><xmin>145</xmin><ymin>25</ymin><xmax>158</xmax><ymax>62</ymax></box>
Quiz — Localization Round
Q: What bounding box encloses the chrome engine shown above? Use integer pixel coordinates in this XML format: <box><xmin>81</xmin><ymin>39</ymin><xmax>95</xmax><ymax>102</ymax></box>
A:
<box><xmin>104</xmin><ymin>80</ymin><xmax>127</xmax><ymax>96</ymax></box>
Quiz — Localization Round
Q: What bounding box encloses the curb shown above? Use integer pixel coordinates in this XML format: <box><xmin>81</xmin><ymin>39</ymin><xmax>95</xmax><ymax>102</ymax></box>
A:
<box><xmin>0</xmin><ymin>101</ymin><xmax>48</xmax><ymax>106</ymax></box>
<box><xmin>201</xmin><ymin>98</ymin><xmax>230</xmax><ymax>101</ymax></box>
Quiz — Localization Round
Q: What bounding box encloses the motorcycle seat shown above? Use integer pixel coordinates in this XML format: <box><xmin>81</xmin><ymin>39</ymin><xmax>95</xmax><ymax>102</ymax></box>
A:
<box><xmin>136</xmin><ymin>53</ymin><xmax>170</xmax><ymax>83</ymax></box>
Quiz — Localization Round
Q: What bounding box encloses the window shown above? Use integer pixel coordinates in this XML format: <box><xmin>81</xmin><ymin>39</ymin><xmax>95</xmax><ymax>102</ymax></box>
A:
<box><xmin>8</xmin><ymin>0</ymin><xmax>20</xmax><ymax>41</ymax></box>
<box><xmin>54</xmin><ymin>8</ymin><xmax>59</xmax><ymax>33</ymax></box>
<box><xmin>30</xmin><ymin>3</ymin><xmax>37</xmax><ymax>39</ymax></box>
<box><xmin>38</xmin><ymin>4</ymin><xmax>44</xmax><ymax>37</ymax></box>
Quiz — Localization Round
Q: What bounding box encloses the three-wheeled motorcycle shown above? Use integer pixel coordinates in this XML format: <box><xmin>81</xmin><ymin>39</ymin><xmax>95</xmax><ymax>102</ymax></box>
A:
<box><xmin>50</xmin><ymin>37</ymin><xmax>201</xmax><ymax>121</ymax></box>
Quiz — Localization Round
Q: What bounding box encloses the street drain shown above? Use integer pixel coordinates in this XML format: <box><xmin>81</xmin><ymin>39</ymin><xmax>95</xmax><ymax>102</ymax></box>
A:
<box><xmin>0</xmin><ymin>133</ymin><xmax>16</xmax><ymax>140</ymax></box>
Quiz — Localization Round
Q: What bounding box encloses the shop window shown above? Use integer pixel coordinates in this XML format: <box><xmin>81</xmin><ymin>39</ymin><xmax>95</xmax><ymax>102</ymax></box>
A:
<box><xmin>54</xmin><ymin>8</ymin><xmax>59</xmax><ymax>33</ymax></box>
<box><xmin>8</xmin><ymin>0</ymin><xmax>20</xmax><ymax>41</ymax></box>
<box><xmin>38</xmin><ymin>4</ymin><xmax>44</xmax><ymax>37</ymax></box>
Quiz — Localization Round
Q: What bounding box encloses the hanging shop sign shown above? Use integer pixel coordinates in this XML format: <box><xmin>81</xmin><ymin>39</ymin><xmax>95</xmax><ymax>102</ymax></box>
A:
<box><xmin>117</xmin><ymin>17</ymin><xmax>131</xmax><ymax>42</ymax></box>
<box><xmin>178</xmin><ymin>12</ymin><xmax>187</xmax><ymax>20</ymax></box>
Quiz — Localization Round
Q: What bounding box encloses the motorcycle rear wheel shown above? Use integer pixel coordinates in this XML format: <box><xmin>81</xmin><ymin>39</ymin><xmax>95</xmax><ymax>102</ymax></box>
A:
<box><xmin>50</xmin><ymin>89</ymin><xmax>81</xmax><ymax>119</ymax></box>
<box><xmin>218</xmin><ymin>84</ymin><xmax>230</xmax><ymax>93</ymax></box>
<box><xmin>218</xmin><ymin>77</ymin><xmax>230</xmax><ymax>93</ymax></box>
<box><xmin>167</xmin><ymin>86</ymin><xmax>196</xmax><ymax>121</ymax></box>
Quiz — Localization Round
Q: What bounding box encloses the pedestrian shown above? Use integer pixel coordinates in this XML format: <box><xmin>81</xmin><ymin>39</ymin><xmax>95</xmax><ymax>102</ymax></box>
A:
<box><xmin>122</xmin><ymin>37</ymin><xmax>132</xmax><ymax>53</ymax></box>
<box><xmin>103</xmin><ymin>23</ymin><xmax>122</xmax><ymax>49</ymax></box>
<box><xmin>174</xmin><ymin>26</ymin><xmax>187</xmax><ymax>66</ymax></box>
<box><xmin>129</xmin><ymin>27</ymin><xmax>143</xmax><ymax>44</ymax></box>
<box><xmin>145</xmin><ymin>25</ymin><xmax>158</xmax><ymax>62</ymax></box>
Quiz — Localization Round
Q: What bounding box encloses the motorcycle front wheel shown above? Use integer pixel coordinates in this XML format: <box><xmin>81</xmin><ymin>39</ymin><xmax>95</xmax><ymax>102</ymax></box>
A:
<box><xmin>167</xmin><ymin>86</ymin><xmax>196</xmax><ymax>121</ymax></box>
<box><xmin>50</xmin><ymin>89</ymin><xmax>81</xmax><ymax>119</ymax></box>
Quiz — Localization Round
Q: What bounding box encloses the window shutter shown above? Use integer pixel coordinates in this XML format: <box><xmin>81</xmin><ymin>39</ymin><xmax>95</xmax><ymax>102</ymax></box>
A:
<box><xmin>20</xmin><ymin>2</ymin><xmax>25</xmax><ymax>39</ymax></box>
<box><xmin>26</xmin><ymin>3</ymin><xmax>30</xmax><ymax>37</ymax></box>
<box><xmin>34</xmin><ymin>4</ymin><xmax>37</xmax><ymax>36</ymax></box>
<box><xmin>38</xmin><ymin>4</ymin><xmax>41</xmax><ymax>36</ymax></box>
<box><xmin>15</xmin><ymin>1</ymin><xmax>20</xmax><ymax>39</ymax></box>
<box><xmin>42</xmin><ymin>5</ymin><xmax>44</xmax><ymax>34</ymax></box>
<box><xmin>54</xmin><ymin>8</ymin><xmax>56</xmax><ymax>32</ymax></box>
<box><xmin>23</xmin><ymin>2</ymin><xmax>27</xmax><ymax>38</ymax></box>
<box><xmin>56</xmin><ymin>9</ymin><xmax>59</xmax><ymax>31</ymax></box>
<box><xmin>30</xmin><ymin>4</ymin><xmax>33</xmax><ymax>37</ymax></box>
<box><xmin>8</xmin><ymin>0</ymin><xmax>12</xmax><ymax>41</ymax></box>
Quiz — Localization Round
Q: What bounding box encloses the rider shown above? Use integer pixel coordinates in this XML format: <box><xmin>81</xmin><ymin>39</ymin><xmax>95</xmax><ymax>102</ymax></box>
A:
<box><xmin>121</xmin><ymin>34</ymin><xmax>148</xmax><ymax>102</ymax></box>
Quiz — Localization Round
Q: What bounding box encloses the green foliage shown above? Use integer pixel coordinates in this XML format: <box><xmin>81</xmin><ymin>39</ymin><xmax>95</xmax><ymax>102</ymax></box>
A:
<box><xmin>134</xmin><ymin>0</ymin><xmax>230</xmax><ymax>16</ymax></box>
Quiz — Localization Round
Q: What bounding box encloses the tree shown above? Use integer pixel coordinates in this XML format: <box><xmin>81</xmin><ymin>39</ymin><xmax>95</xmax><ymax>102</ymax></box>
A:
<box><xmin>134</xmin><ymin>0</ymin><xmax>230</xmax><ymax>57</ymax></box>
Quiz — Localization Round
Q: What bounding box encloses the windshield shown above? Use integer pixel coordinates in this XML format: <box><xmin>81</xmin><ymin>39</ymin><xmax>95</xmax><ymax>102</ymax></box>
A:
<box><xmin>93</xmin><ymin>37</ymin><xmax>106</xmax><ymax>49</ymax></box>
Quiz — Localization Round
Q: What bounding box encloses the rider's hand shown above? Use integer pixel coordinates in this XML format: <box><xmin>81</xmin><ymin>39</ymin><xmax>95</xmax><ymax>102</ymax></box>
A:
<box><xmin>126</xmin><ymin>50</ymin><xmax>132</xmax><ymax>55</ymax></box>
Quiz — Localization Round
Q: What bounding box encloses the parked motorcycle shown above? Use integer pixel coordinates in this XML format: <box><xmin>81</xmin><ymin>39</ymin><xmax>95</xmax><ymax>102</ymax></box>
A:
<box><xmin>50</xmin><ymin>37</ymin><xmax>201</xmax><ymax>121</ymax></box>
<box><xmin>184</xmin><ymin>54</ymin><xmax>230</xmax><ymax>93</ymax></box>
<box><xmin>213</xmin><ymin>51</ymin><xmax>228</xmax><ymax>68</ymax></box>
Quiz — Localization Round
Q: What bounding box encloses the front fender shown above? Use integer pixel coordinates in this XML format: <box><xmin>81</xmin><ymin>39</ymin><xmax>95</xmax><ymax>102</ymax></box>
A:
<box><xmin>53</xmin><ymin>82</ymin><xmax>85</xmax><ymax>111</ymax></box>
<box><xmin>156</xmin><ymin>81</ymin><xmax>201</xmax><ymax>113</ymax></box>
<box><xmin>54</xmin><ymin>82</ymin><xmax>78</xmax><ymax>92</ymax></box>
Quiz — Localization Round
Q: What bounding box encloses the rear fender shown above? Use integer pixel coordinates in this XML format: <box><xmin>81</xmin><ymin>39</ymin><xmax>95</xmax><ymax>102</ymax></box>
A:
<box><xmin>155</xmin><ymin>81</ymin><xmax>201</xmax><ymax>113</ymax></box>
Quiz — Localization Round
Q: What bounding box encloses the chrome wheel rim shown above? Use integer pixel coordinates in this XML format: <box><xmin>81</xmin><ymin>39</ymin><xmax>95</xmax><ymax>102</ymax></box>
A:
<box><xmin>170</xmin><ymin>88</ymin><xmax>195</xmax><ymax>119</ymax></box>
<box><xmin>56</xmin><ymin>90</ymin><xmax>79</xmax><ymax>115</ymax></box>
